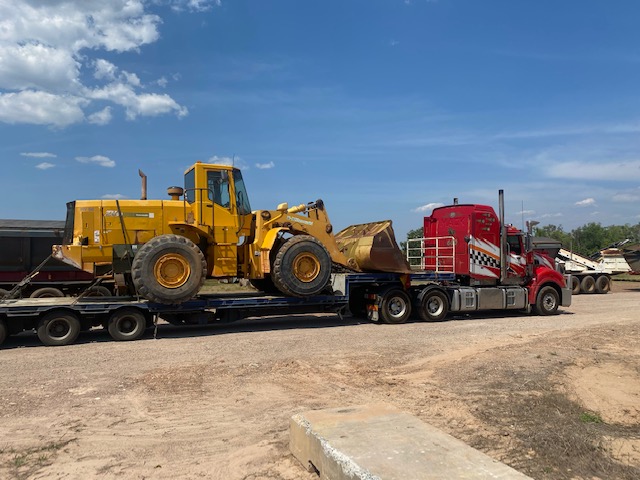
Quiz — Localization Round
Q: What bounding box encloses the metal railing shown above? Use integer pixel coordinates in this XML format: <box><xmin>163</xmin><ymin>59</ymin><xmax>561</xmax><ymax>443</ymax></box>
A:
<box><xmin>406</xmin><ymin>236</ymin><xmax>456</xmax><ymax>273</ymax></box>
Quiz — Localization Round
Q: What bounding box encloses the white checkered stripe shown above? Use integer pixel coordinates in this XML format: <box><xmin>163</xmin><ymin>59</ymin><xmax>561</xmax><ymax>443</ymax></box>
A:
<box><xmin>470</xmin><ymin>250</ymin><xmax>500</xmax><ymax>269</ymax></box>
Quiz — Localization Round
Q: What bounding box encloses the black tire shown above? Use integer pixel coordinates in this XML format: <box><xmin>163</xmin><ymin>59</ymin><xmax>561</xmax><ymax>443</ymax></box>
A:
<box><xmin>0</xmin><ymin>318</ymin><xmax>7</xmax><ymax>345</ymax></box>
<box><xmin>85</xmin><ymin>286</ymin><xmax>113</xmax><ymax>297</ymax></box>
<box><xmin>571</xmin><ymin>276</ymin><xmax>581</xmax><ymax>295</ymax></box>
<box><xmin>379</xmin><ymin>289</ymin><xmax>412</xmax><ymax>324</ymax></box>
<box><xmin>30</xmin><ymin>287</ymin><xmax>64</xmax><ymax>298</ymax></box>
<box><xmin>249</xmin><ymin>277</ymin><xmax>281</xmax><ymax>295</ymax></box>
<box><xmin>535</xmin><ymin>286</ymin><xmax>559</xmax><ymax>316</ymax></box>
<box><xmin>131</xmin><ymin>234</ymin><xmax>206</xmax><ymax>304</ymax></box>
<box><xmin>418</xmin><ymin>289</ymin><xmax>449</xmax><ymax>322</ymax></box>
<box><xmin>37</xmin><ymin>311</ymin><xmax>81</xmax><ymax>346</ymax></box>
<box><xmin>271</xmin><ymin>235</ymin><xmax>332</xmax><ymax>297</ymax></box>
<box><xmin>107</xmin><ymin>308</ymin><xmax>147</xmax><ymax>341</ymax></box>
<box><xmin>595</xmin><ymin>276</ymin><xmax>611</xmax><ymax>294</ymax></box>
<box><xmin>580</xmin><ymin>275</ymin><xmax>596</xmax><ymax>294</ymax></box>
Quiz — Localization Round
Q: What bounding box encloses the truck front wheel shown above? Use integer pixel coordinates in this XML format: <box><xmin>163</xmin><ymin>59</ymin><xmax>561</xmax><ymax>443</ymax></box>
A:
<box><xmin>535</xmin><ymin>286</ymin><xmax>559</xmax><ymax>316</ymax></box>
<box><xmin>271</xmin><ymin>235</ymin><xmax>332</xmax><ymax>297</ymax></box>
<box><xmin>418</xmin><ymin>289</ymin><xmax>449</xmax><ymax>322</ymax></box>
<box><xmin>132</xmin><ymin>234</ymin><xmax>206</xmax><ymax>304</ymax></box>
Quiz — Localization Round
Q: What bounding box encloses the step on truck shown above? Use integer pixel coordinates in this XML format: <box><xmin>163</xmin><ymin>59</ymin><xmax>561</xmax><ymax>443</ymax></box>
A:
<box><xmin>0</xmin><ymin>190</ymin><xmax>571</xmax><ymax>347</ymax></box>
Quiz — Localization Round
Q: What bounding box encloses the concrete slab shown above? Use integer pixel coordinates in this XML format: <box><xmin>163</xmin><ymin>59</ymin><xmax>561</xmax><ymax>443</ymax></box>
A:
<box><xmin>290</xmin><ymin>403</ymin><xmax>532</xmax><ymax>480</ymax></box>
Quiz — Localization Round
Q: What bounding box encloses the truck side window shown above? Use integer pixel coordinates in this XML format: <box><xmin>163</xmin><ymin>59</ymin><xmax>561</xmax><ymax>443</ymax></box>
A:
<box><xmin>207</xmin><ymin>171</ymin><xmax>230</xmax><ymax>208</ymax></box>
<box><xmin>507</xmin><ymin>235</ymin><xmax>522</xmax><ymax>255</ymax></box>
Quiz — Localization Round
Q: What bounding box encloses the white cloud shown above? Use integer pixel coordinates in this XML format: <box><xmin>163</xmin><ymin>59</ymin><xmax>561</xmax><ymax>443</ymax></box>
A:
<box><xmin>0</xmin><ymin>1</ymin><xmax>191</xmax><ymax>127</ymax></box>
<box><xmin>575</xmin><ymin>198</ymin><xmax>596</xmax><ymax>207</ymax></box>
<box><xmin>102</xmin><ymin>193</ymin><xmax>127</xmax><ymax>199</ymax></box>
<box><xmin>255</xmin><ymin>161</ymin><xmax>275</xmax><ymax>169</ymax></box>
<box><xmin>540</xmin><ymin>212</ymin><xmax>563</xmax><ymax>219</ymax></box>
<box><xmin>87</xmin><ymin>107</ymin><xmax>113</xmax><ymax>125</ymax></box>
<box><xmin>35</xmin><ymin>162</ymin><xmax>55</xmax><ymax>170</ymax></box>
<box><xmin>171</xmin><ymin>0</ymin><xmax>221</xmax><ymax>12</ymax></box>
<box><xmin>547</xmin><ymin>160</ymin><xmax>640</xmax><ymax>181</ymax></box>
<box><xmin>515</xmin><ymin>209</ymin><xmax>536</xmax><ymax>216</ymax></box>
<box><xmin>208</xmin><ymin>155</ymin><xmax>248</xmax><ymax>169</ymax></box>
<box><xmin>76</xmin><ymin>155</ymin><xmax>116</xmax><ymax>168</ymax></box>
<box><xmin>21</xmin><ymin>152</ymin><xmax>56</xmax><ymax>158</ymax></box>
<box><xmin>412</xmin><ymin>202</ymin><xmax>444</xmax><ymax>213</ymax></box>
<box><xmin>0</xmin><ymin>90</ymin><xmax>86</xmax><ymax>127</ymax></box>
<box><xmin>612</xmin><ymin>190</ymin><xmax>640</xmax><ymax>203</ymax></box>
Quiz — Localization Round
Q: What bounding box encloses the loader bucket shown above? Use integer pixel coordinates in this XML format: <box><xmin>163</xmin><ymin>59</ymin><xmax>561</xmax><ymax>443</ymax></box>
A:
<box><xmin>335</xmin><ymin>220</ymin><xmax>412</xmax><ymax>273</ymax></box>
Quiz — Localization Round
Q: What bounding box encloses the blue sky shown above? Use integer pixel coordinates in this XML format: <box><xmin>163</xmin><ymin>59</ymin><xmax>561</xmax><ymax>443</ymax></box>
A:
<box><xmin>1</xmin><ymin>0</ymin><xmax>640</xmax><ymax>241</ymax></box>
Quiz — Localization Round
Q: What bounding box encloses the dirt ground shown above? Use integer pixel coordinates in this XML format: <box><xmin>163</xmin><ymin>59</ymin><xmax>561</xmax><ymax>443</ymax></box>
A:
<box><xmin>0</xmin><ymin>282</ymin><xmax>639</xmax><ymax>480</ymax></box>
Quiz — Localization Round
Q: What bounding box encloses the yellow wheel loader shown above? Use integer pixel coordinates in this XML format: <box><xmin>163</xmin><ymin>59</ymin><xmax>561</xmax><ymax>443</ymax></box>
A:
<box><xmin>53</xmin><ymin>162</ymin><xmax>409</xmax><ymax>304</ymax></box>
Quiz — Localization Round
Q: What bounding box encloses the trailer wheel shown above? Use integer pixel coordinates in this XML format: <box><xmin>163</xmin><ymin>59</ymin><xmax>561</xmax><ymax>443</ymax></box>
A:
<box><xmin>107</xmin><ymin>308</ymin><xmax>147</xmax><ymax>341</ymax></box>
<box><xmin>379</xmin><ymin>289</ymin><xmax>411</xmax><ymax>324</ymax></box>
<box><xmin>37</xmin><ymin>311</ymin><xmax>81</xmax><ymax>346</ymax></box>
<box><xmin>595</xmin><ymin>276</ymin><xmax>611</xmax><ymax>294</ymax></box>
<box><xmin>131</xmin><ymin>234</ymin><xmax>206</xmax><ymax>304</ymax></box>
<box><xmin>85</xmin><ymin>286</ymin><xmax>112</xmax><ymax>297</ymax></box>
<box><xmin>0</xmin><ymin>318</ymin><xmax>7</xmax><ymax>345</ymax></box>
<box><xmin>418</xmin><ymin>289</ymin><xmax>449</xmax><ymax>322</ymax></box>
<box><xmin>571</xmin><ymin>276</ymin><xmax>581</xmax><ymax>295</ymax></box>
<box><xmin>31</xmin><ymin>287</ymin><xmax>64</xmax><ymax>298</ymax></box>
<box><xmin>271</xmin><ymin>235</ymin><xmax>332</xmax><ymax>297</ymax></box>
<box><xmin>580</xmin><ymin>275</ymin><xmax>596</xmax><ymax>294</ymax></box>
<box><xmin>535</xmin><ymin>286</ymin><xmax>559</xmax><ymax>316</ymax></box>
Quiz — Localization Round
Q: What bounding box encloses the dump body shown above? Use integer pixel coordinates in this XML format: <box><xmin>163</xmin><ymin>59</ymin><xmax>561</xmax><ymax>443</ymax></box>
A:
<box><xmin>0</xmin><ymin>219</ymin><xmax>95</xmax><ymax>296</ymax></box>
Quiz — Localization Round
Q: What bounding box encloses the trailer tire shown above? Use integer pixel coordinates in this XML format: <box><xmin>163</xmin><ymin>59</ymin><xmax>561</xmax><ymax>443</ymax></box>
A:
<box><xmin>271</xmin><ymin>235</ymin><xmax>332</xmax><ymax>297</ymax></box>
<box><xmin>571</xmin><ymin>276</ymin><xmax>581</xmax><ymax>295</ymax></box>
<box><xmin>379</xmin><ymin>289</ymin><xmax>411</xmax><ymax>324</ymax></box>
<box><xmin>107</xmin><ymin>308</ymin><xmax>147</xmax><ymax>341</ymax></box>
<box><xmin>0</xmin><ymin>318</ymin><xmax>6</xmax><ymax>345</ymax></box>
<box><xmin>30</xmin><ymin>287</ymin><xmax>64</xmax><ymax>298</ymax></box>
<box><xmin>85</xmin><ymin>286</ymin><xmax>113</xmax><ymax>297</ymax></box>
<box><xmin>37</xmin><ymin>311</ymin><xmax>81</xmax><ymax>346</ymax></box>
<box><xmin>535</xmin><ymin>286</ymin><xmax>559</xmax><ymax>316</ymax></box>
<box><xmin>418</xmin><ymin>289</ymin><xmax>449</xmax><ymax>322</ymax></box>
<box><xmin>580</xmin><ymin>275</ymin><xmax>596</xmax><ymax>294</ymax></box>
<box><xmin>132</xmin><ymin>234</ymin><xmax>206</xmax><ymax>304</ymax></box>
<box><xmin>595</xmin><ymin>275</ymin><xmax>611</xmax><ymax>294</ymax></box>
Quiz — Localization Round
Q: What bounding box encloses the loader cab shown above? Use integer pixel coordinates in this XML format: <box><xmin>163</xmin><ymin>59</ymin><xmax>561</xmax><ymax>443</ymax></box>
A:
<box><xmin>183</xmin><ymin>162</ymin><xmax>253</xmax><ymax>276</ymax></box>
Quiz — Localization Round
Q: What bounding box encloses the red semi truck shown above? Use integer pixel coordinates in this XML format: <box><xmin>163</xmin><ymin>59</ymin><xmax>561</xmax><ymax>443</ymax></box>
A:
<box><xmin>405</xmin><ymin>190</ymin><xmax>571</xmax><ymax>320</ymax></box>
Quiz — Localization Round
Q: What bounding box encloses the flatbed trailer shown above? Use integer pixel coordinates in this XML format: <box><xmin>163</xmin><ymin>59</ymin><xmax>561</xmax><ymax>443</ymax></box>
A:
<box><xmin>0</xmin><ymin>270</ymin><xmax>570</xmax><ymax>348</ymax></box>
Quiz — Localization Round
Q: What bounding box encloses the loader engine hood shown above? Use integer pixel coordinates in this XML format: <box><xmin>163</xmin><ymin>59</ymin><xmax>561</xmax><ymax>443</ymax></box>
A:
<box><xmin>335</xmin><ymin>220</ymin><xmax>411</xmax><ymax>273</ymax></box>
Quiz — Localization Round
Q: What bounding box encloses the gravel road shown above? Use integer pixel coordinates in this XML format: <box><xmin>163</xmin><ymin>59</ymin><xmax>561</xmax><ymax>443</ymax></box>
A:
<box><xmin>0</xmin><ymin>282</ymin><xmax>638</xmax><ymax>479</ymax></box>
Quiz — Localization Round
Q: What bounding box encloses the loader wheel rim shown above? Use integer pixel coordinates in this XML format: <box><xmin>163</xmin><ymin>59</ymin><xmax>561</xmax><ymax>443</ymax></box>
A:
<box><xmin>154</xmin><ymin>253</ymin><xmax>191</xmax><ymax>289</ymax></box>
<box><xmin>292</xmin><ymin>253</ymin><xmax>321</xmax><ymax>283</ymax></box>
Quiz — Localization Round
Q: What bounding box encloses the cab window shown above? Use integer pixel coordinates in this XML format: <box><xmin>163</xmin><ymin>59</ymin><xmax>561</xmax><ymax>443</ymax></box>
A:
<box><xmin>184</xmin><ymin>168</ymin><xmax>195</xmax><ymax>203</ymax></box>
<box><xmin>207</xmin><ymin>171</ymin><xmax>231</xmax><ymax>208</ymax></box>
<box><xmin>507</xmin><ymin>235</ymin><xmax>522</xmax><ymax>255</ymax></box>
<box><xmin>233</xmin><ymin>170</ymin><xmax>252</xmax><ymax>215</ymax></box>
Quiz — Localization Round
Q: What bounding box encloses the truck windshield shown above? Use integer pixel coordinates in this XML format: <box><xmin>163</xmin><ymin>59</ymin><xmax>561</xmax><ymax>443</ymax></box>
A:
<box><xmin>233</xmin><ymin>170</ymin><xmax>252</xmax><ymax>215</ymax></box>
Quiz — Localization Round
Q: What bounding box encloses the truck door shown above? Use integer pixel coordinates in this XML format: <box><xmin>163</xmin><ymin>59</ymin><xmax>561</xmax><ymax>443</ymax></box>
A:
<box><xmin>469</xmin><ymin>210</ymin><xmax>501</xmax><ymax>280</ymax></box>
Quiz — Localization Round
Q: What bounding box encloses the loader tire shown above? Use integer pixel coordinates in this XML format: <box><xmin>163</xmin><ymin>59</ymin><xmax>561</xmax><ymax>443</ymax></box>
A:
<box><xmin>271</xmin><ymin>235</ymin><xmax>332</xmax><ymax>297</ymax></box>
<box><xmin>131</xmin><ymin>234</ymin><xmax>206</xmax><ymax>304</ymax></box>
<box><xmin>595</xmin><ymin>275</ymin><xmax>611</xmax><ymax>294</ymax></box>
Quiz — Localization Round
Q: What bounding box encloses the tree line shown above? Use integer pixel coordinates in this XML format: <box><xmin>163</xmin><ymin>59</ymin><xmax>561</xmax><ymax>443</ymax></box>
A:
<box><xmin>402</xmin><ymin>222</ymin><xmax>640</xmax><ymax>258</ymax></box>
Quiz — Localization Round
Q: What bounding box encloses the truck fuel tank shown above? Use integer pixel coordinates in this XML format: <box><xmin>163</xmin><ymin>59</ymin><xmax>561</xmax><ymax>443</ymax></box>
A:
<box><xmin>335</xmin><ymin>220</ymin><xmax>411</xmax><ymax>273</ymax></box>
